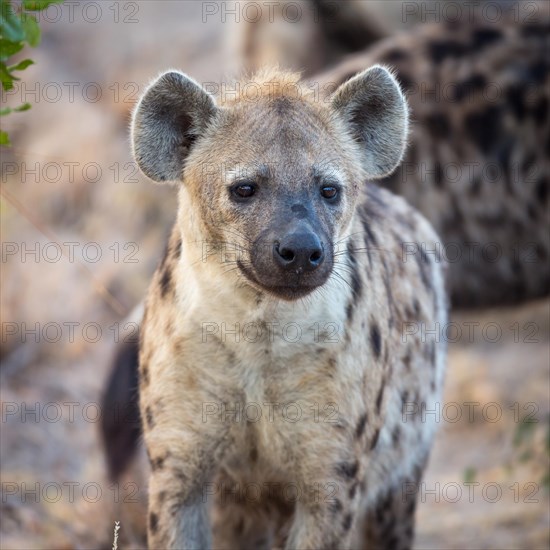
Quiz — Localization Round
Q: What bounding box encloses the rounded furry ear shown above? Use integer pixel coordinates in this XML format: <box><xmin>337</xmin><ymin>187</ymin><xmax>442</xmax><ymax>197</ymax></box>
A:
<box><xmin>131</xmin><ymin>71</ymin><xmax>217</xmax><ymax>183</ymax></box>
<box><xmin>331</xmin><ymin>65</ymin><xmax>409</xmax><ymax>179</ymax></box>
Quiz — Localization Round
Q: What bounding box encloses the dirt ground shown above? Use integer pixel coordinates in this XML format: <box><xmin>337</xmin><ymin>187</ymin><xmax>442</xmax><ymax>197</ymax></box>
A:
<box><xmin>1</xmin><ymin>2</ymin><xmax>549</xmax><ymax>549</ymax></box>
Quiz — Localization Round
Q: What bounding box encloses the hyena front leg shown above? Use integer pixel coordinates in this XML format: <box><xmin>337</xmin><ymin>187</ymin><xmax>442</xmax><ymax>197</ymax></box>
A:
<box><xmin>147</xmin><ymin>434</ymin><xmax>221</xmax><ymax>550</ymax></box>
<box><xmin>141</xmin><ymin>385</ymin><xmax>228</xmax><ymax>548</ymax></box>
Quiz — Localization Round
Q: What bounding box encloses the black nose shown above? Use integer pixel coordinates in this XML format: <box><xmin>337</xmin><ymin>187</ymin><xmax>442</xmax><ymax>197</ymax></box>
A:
<box><xmin>274</xmin><ymin>232</ymin><xmax>324</xmax><ymax>272</ymax></box>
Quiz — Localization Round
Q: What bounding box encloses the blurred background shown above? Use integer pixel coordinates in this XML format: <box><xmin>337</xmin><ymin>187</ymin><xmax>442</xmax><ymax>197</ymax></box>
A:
<box><xmin>0</xmin><ymin>1</ymin><xmax>548</xmax><ymax>548</ymax></box>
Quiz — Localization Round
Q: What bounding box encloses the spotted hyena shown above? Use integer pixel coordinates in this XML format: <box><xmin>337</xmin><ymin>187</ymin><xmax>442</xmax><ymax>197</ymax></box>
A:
<box><xmin>114</xmin><ymin>66</ymin><xmax>448</xmax><ymax>549</ymax></box>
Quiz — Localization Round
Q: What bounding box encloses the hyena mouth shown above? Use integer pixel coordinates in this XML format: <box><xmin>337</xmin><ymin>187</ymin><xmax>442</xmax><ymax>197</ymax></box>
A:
<box><xmin>236</xmin><ymin>260</ymin><xmax>327</xmax><ymax>300</ymax></box>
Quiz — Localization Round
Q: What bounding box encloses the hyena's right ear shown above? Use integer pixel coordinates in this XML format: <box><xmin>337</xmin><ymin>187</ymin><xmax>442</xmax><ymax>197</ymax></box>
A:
<box><xmin>131</xmin><ymin>71</ymin><xmax>217</xmax><ymax>183</ymax></box>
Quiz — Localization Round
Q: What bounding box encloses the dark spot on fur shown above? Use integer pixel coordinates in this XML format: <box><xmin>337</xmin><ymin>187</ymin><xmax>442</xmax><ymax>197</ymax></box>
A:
<box><xmin>370</xmin><ymin>428</ymin><xmax>380</xmax><ymax>450</ymax></box>
<box><xmin>151</xmin><ymin>455</ymin><xmax>165</xmax><ymax>471</ymax></box>
<box><xmin>528</xmin><ymin>61</ymin><xmax>546</xmax><ymax>85</ymax></box>
<box><xmin>428</xmin><ymin>40</ymin><xmax>467</xmax><ymax>64</ymax></box>
<box><xmin>345</xmin><ymin>240</ymin><xmax>363</xmax><ymax>322</ymax></box>
<box><xmin>159</xmin><ymin>265</ymin><xmax>173</xmax><ymax>298</ymax></box>
<box><xmin>249</xmin><ymin>446</ymin><xmax>258</xmax><ymax>463</ymax></box>
<box><xmin>536</xmin><ymin>176</ymin><xmax>548</xmax><ymax>204</ymax></box>
<box><xmin>403</xmin><ymin>350</ymin><xmax>412</xmax><ymax>371</ymax></box>
<box><xmin>452</xmin><ymin>73</ymin><xmax>487</xmax><ymax>102</ymax></box>
<box><xmin>382</xmin><ymin>49</ymin><xmax>409</xmax><ymax>63</ymax></box>
<box><xmin>425</xmin><ymin>112</ymin><xmax>451</xmax><ymax>140</ymax></box>
<box><xmin>416</xmin><ymin>249</ymin><xmax>432</xmax><ymax>291</ymax></box>
<box><xmin>370</xmin><ymin>322</ymin><xmax>382</xmax><ymax>359</ymax></box>
<box><xmin>381</xmin><ymin>257</ymin><xmax>396</xmax><ymax>329</ymax></box>
<box><xmin>355</xmin><ymin>413</ymin><xmax>368</xmax><ymax>439</ymax></box>
<box><xmin>174</xmin><ymin>236</ymin><xmax>182</xmax><ymax>259</ymax></box>
<box><xmin>145</xmin><ymin>406</ymin><xmax>154</xmax><ymax>428</ymax></box>
<box><xmin>470</xmin><ymin>176</ymin><xmax>482</xmax><ymax>196</ymax></box>
<box><xmin>392</xmin><ymin>425</ymin><xmax>401</xmax><ymax>446</ymax></box>
<box><xmin>349</xmin><ymin>482</ymin><xmax>359</xmax><ymax>499</ymax></box>
<box><xmin>471</xmin><ymin>28</ymin><xmax>503</xmax><ymax>49</ymax></box>
<box><xmin>336</xmin><ymin>460</ymin><xmax>359</xmax><ymax>480</ymax></box>
<box><xmin>507</xmin><ymin>86</ymin><xmax>527</xmax><ymax>121</ymax></box>
<box><xmin>376</xmin><ymin>381</ymin><xmax>385</xmax><ymax>413</ymax></box>
<box><xmin>532</xmin><ymin>96</ymin><xmax>548</xmax><ymax>126</ymax></box>
<box><xmin>375</xmin><ymin>492</ymin><xmax>392</xmax><ymax>523</ymax></box>
<box><xmin>361</xmin><ymin>218</ymin><xmax>378</xmax><ymax>246</ymax></box>
<box><xmin>330</xmin><ymin>498</ymin><xmax>343</xmax><ymax>514</ymax></box>
<box><xmin>361</xmin><ymin>217</ymin><xmax>377</xmax><ymax>266</ymax></box>
<box><xmin>234</xmin><ymin>517</ymin><xmax>245</xmax><ymax>536</ymax></box>
<box><xmin>149</xmin><ymin>511</ymin><xmax>159</xmax><ymax>534</ymax></box>
<box><xmin>140</xmin><ymin>363</ymin><xmax>150</xmax><ymax>386</ymax></box>
<box><xmin>464</xmin><ymin>106</ymin><xmax>503</xmax><ymax>154</ymax></box>
<box><xmin>497</xmin><ymin>137</ymin><xmax>516</xmax><ymax>194</ymax></box>
<box><xmin>434</xmin><ymin>160</ymin><xmax>443</xmax><ymax>188</ymax></box>
<box><xmin>522</xmin><ymin>153</ymin><xmax>536</xmax><ymax>179</ymax></box>
<box><xmin>521</xmin><ymin>22</ymin><xmax>550</xmax><ymax>38</ymax></box>
<box><xmin>173</xmin><ymin>468</ymin><xmax>187</xmax><ymax>486</ymax></box>
<box><xmin>342</xmin><ymin>513</ymin><xmax>353</xmax><ymax>532</ymax></box>
<box><xmin>158</xmin><ymin>243</ymin><xmax>172</xmax><ymax>298</ymax></box>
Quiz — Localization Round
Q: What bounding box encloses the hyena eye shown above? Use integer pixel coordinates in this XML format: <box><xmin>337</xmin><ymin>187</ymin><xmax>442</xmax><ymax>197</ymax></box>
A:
<box><xmin>320</xmin><ymin>186</ymin><xmax>338</xmax><ymax>200</ymax></box>
<box><xmin>231</xmin><ymin>183</ymin><xmax>256</xmax><ymax>200</ymax></box>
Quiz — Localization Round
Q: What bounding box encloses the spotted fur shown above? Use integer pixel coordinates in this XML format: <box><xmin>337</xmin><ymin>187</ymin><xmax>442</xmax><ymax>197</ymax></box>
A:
<box><xmin>130</xmin><ymin>68</ymin><xmax>447</xmax><ymax>549</ymax></box>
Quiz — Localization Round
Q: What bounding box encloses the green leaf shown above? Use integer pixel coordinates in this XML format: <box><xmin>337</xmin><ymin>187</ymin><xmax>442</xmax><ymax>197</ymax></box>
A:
<box><xmin>0</xmin><ymin>129</ymin><xmax>11</xmax><ymax>146</ymax></box>
<box><xmin>21</xmin><ymin>13</ymin><xmax>40</xmax><ymax>47</ymax></box>
<box><xmin>0</xmin><ymin>39</ymin><xmax>24</xmax><ymax>61</ymax></box>
<box><xmin>8</xmin><ymin>58</ymin><xmax>34</xmax><ymax>71</ymax></box>
<box><xmin>22</xmin><ymin>0</ymin><xmax>64</xmax><ymax>11</ymax></box>
<box><xmin>518</xmin><ymin>449</ymin><xmax>533</xmax><ymax>463</ymax></box>
<box><xmin>513</xmin><ymin>419</ymin><xmax>537</xmax><ymax>447</ymax></box>
<box><xmin>0</xmin><ymin>60</ymin><xmax>15</xmax><ymax>90</ymax></box>
<box><xmin>463</xmin><ymin>467</ymin><xmax>477</xmax><ymax>484</ymax></box>
<box><xmin>0</xmin><ymin>103</ymin><xmax>31</xmax><ymax>116</ymax></box>
<box><xmin>0</xmin><ymin>1</ymin><xmax>25</xmax><ymax>42</ymax></box>
<box><xmin>14</xmin><ymin>102</ymin><xmax>31</xmax><ymax>111</ymax></box>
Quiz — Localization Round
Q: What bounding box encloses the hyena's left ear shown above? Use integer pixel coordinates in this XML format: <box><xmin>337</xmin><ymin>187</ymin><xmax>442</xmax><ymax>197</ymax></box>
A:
<box><xmin>131</xmin><ymin>71</ymin><xmax>218</xmax><ymax>183</ymax></box>
<box><xmin>331</xmin><ymin>65</ymin><xmax>408</xmax><ymax>179</ymax></box>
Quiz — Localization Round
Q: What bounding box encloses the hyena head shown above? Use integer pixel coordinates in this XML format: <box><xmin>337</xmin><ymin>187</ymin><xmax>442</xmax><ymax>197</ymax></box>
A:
<box><xmin>132</xmin><ymin>67</ymin><xmax>407</xmax><ymax>300</ymax></box>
